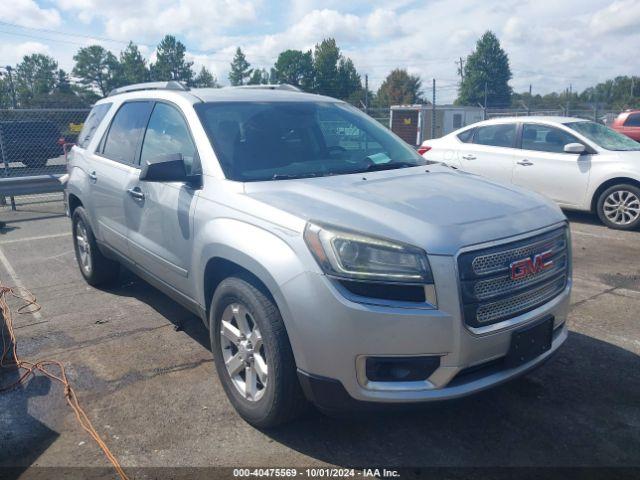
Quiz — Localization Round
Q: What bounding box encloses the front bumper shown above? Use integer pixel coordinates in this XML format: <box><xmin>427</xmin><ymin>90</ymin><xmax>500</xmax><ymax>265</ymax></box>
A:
<box><xmin>279</xmin><ymin>253</ymin><xmax>571</xmax><ymax>406</ymax></box>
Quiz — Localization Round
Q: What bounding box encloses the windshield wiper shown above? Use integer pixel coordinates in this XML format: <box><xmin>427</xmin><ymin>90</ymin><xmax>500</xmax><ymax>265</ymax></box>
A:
<box><xmin>357</xmin><ymin>161</ymin><xmax>421</xmax><ymax>173</ymax></box>
<box><xmin>271</xmin><ymin>172</ymin><xmax>328</xmax><ymax>180</ymax></box>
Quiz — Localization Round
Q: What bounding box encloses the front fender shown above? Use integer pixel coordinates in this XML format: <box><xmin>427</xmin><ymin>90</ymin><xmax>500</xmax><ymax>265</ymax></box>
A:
<box><xmin>193</xmin><ymin>218</ymin><xmax>311</xmax><ymax>362</ymax></box>
<box><xmin>588</xmin><ymin>171</ymin><xmax>640</xmax><ymax>209</ymax></box>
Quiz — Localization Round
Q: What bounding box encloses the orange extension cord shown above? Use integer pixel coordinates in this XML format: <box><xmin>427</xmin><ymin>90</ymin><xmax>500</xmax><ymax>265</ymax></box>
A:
<box><xmin>0</xmin><ymin>282</ymin><xmax>129</xmax><ymax>480</ymax></box>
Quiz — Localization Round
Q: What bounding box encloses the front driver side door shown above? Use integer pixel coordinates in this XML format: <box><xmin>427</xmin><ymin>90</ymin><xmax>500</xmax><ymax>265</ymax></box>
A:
<box><xmin>126</xmin><ymin>101</ymin><xmax>200</xmax><ymax>298</ymax></box>
<box><xmin>512</xmin><ymin>123</ymin><xmax>591</xmax><ymax>208</ymax></box>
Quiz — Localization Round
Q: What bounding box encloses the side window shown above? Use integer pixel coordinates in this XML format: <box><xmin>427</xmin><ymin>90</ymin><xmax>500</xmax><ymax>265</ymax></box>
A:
<box><xmin>457</xmin><ymin>128</ymin><xmax>475</xmax><ymax>143</ymax></box>
<box><xmin>624</xmin><ymin>113</ymin><xmax>640</xmax><ymax>127</ymax></box>
<box><xmin>522</xmin><ymin>124</ymin><xmax>582</xmax><ymax>154</ymax></box>
<box><xmin>140</xmin><ymin>103</ymin><xmax>197</xmax><ymax>173</ymax></box>
<box><xmin>474</xmin><ymin>124</ymin><xmax>516</xmax><ymax>148</ymax></box>
<box><xmin>102</xmin><ymin>101</ymin><xmax>153</xmax><ymax>164</ymax></box>
<box><xmin>78</xmin><ymin>103</ymin><xmax>111</xmax><ymax>149</ymax></box>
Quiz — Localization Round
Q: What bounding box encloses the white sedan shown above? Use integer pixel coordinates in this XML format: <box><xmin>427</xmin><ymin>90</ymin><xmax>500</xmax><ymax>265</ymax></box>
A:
<box><xmin>420</xmin><ymin>116</ymin><xmax>640</xmax><ymax>230</ymax></box>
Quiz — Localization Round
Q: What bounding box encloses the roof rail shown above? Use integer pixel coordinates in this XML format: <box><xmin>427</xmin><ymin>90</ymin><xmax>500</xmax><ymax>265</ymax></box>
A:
<box><xmin>108</xmin><ymin>81</ymin><xmax>189</xmax><ymax>97</ymax></box>
<box><xmin>228</xmin><ymin>84</ymin><xmax>302</xmax><ymax>92</ymax></box>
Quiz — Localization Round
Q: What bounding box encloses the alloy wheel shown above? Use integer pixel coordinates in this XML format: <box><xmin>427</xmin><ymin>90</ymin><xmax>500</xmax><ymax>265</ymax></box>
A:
<box><xmin>603</xmin><ymin>190</ymin><xmax>640</xmax><ymax>226</ymax></box>
<box><xmin>75</xmin><ymin>219</ymin><xmax>92</xmax><ymax>275</ymax></box>
<box><xmin>219</xmin><ymin>302</ymin><xmax>268</xmax><ymax>402</ymax></box>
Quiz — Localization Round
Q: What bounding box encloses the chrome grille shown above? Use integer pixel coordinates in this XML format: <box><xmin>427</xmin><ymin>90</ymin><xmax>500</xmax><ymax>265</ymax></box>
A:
<box><xmin>476</xmin><ymin>276</ymin><xmax>566</xmax><ymax>324</ymax></box>
<box><xmin>473</xmin><ymin>254</ymin><xmax>567</xmax><ymax>301</ymax></box>
<box><xmin>471</xmin><ymin>232</ymin><xmax>566</xmax><ymax>276</ymax></box>
<box><xmin>458</xmin><ymin>227</ymin><xmax>569</xmax><ymax>328</ymax></box>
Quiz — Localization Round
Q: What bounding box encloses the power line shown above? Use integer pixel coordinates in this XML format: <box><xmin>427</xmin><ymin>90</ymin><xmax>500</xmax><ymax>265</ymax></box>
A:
<box><xmin>0</xmin><ymin>20</ymin><xmax>148</xmax><ymax>47</ymax></box>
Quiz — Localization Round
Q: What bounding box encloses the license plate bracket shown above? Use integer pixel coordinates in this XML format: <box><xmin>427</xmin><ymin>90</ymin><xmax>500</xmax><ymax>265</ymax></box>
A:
<box><xmin>505</xmin><ymin>316</ymin><xmax>554</xmax><ymax>369</ymax></box>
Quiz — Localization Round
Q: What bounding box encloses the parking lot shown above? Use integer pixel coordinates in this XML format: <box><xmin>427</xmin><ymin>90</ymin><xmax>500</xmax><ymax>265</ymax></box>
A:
<box><xmin>1</xmin><ymin>197</ymin><xmax>639</xmax><ymax>476</ymax></box>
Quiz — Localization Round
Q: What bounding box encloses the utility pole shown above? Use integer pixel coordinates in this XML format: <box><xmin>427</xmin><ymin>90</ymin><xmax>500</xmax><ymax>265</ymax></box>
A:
<box><xmin>431</xmin><ymin>78</ymin><xmax>436</xmax><ymax>140</ymax></box>
<box><xmin>483</xmin><ymin>82</ymin><xmax>488</xmax><ymax>110</ymax></box>
<box><xmin>364</xmin><ymin>74</ymin><xmax>369</xmax><ymax>114</ymax></box>
<box><xmin>4</xmin><ymin>66</ymin><xmax>17</xmax><ymax>109</ymax></box>
<box><xmin>529</xmin><ymin>84</ymin><xmax>532</xmax><ymax>96</ymax></box>
<box><xmin>456</xmin><ymin>57</ymin><xmax>465</xmax><ymax>82</ymax></box>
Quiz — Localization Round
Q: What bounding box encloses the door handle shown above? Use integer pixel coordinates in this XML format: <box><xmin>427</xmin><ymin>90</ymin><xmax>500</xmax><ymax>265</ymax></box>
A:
<box><xmin>517</xmin><ymin>159</ymin><xmax>534</xmax><ymax>166</ymax></box>
<box><xmin>462</xmin><ymin>154</ymin><xmax>477</xmax><ymax>160</ymax></box>
<box><xmin>127</xmin><ymin>187</ymin><xmax>145</xmax><ymax>201</ymax></box>
<box><xmin>88</xmin><ymin>171</ymin><xmax>97</xmax><ymax>181</ymax></box>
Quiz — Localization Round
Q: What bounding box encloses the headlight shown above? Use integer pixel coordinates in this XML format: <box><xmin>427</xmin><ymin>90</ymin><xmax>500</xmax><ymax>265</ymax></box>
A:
<box><xmin>303</xmin><ymin>222</ymin><xmax>433</xmax><ymax>283</ymax></box>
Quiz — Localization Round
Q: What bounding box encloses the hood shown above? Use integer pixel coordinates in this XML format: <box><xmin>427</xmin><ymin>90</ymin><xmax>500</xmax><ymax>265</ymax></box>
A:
<box><xmin>244</xmin><ymin>165</ymin><xmax>566</xmax><ymax>255</ymax></box>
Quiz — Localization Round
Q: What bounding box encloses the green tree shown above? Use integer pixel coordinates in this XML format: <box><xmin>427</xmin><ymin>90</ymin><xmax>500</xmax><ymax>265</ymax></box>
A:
<box><xmin>120</xmin><ymin>42</ymin><xmax>149</xmax><ymax>85</ymax></box>
<box><xmin>248</xmin><ymin>68</ymin><xmax>269</xmax><ymax>85</ymax></box>
<box><xmin>15</xmin><ymin>53</ymin><xmax>58</xmax><ymax>106</ymax></box>
<box><xmin>313</xmin><ymin>38</ymin><xmax>340</xmax><ymax>96</ymax></box>
<box><xmin>457</xmin><ymin>31</ymin><xmax>512</xmax><ymax>107</ymax></box>
<box><xmin>228</xmin><ymin>47</ymin><xmax>252</xmax><ymax>86</ymax></box>
<box><xmin>376</xmin><ymin>69</ymin><xmax>423</xmax><ymax>107</ymax></box>
<box><xmin>150</xmin><ymin>35</ymin><xmax>194</xmax><ymax>84</ymax></box>
<box><xmin>0</xmin><ymin>77</ymin><xmax>10</xmax><ymax>108</ymax></box>
<box><xmin>193</xmin><ymin>66</ymin><xmax>220</xmax><ymax>87</ymax></box>
<box><xmin>272</xmin><ymin>49</ymin><xmax>314</xmax><ymax>90</ymax></box>
<box><xmin>336</xmin><ymin>57</ymin><xmax>362</xmax><ymax>100</ymax></box>
<box><xmin>72</xmin><ymin>45</ymin><xmax>120</xmax><ymax>97</ymax></box>
<box><xmin>312</xmin><ymin>38</ymin><xmax>362</xmax><ymax>100</ymax></box>
<box><xmin>580</xmin><ymin>76</ymin><xmax>640</xmax><ymax>109</ymax></box>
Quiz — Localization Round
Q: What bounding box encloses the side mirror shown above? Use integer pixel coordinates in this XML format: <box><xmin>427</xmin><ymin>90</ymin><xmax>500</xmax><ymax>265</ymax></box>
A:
<box><xmin>139</xmin><ymin>153</ymin><xmax>188</xmax><ymax>182</ymax></box>
<box><xmin>564</xmin><ymin>143</ymin><xmax>586</xmax><ymax>154</ymax></box>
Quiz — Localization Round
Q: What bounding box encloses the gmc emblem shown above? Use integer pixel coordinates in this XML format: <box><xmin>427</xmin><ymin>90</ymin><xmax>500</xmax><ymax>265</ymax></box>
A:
<box><xmin>510</xmin><ymin>250</ymin><xmax>554</xmax><ymax>280</ymax></box>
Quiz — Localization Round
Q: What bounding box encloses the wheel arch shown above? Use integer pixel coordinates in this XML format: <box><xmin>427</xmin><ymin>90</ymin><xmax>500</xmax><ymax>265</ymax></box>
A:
<box><xmin>67</xmin><ymin>192</ymin><xmax>83</xmax><ymax>214</ymax></box>
<box><xmin>591</xmin><ymin>177</ymin><xmax>640</xmax><ymax>212</ymax></box>
<box><xmin>195</xmin><ymin>219</ymin><xmax>307</xmax><ymax>329</ymax></box>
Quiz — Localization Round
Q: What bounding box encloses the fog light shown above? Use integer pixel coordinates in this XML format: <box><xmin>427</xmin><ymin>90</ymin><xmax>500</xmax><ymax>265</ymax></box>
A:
<box><xmin>365</xmin><ymin>356</ymin><xmax>440</xmax><ymax>382</ymax></box>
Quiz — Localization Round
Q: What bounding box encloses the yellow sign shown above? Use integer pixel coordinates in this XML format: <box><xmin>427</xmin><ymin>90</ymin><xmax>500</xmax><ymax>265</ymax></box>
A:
<box><xmin>69</xmin><ymin>122</ymin><xmax>84</xmax><ymax>133</ymax></box>
<box><xmin>403</xmin><ymin>118</ymin><xmax>412</xmax><ymax>125</ymax></box>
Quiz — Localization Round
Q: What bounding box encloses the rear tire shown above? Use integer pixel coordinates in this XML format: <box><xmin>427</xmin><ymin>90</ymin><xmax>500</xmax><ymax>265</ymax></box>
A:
<box><xmin>210</xmin><ymin>275</ymin><xmax>308</xmax><ymax>428</ymax></box>
<box><xmin>596</xmin><ymin>184</ymin><xmax>640</xmax><ymax>230</ymax></box>
<box><xmin>72</xmin><ymin>206</ymin><xmax>120</xmax><ymax>286</ymax></box>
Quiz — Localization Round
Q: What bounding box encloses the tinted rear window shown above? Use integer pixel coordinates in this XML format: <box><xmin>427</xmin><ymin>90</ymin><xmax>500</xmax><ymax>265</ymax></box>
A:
<box><xmin>101</xmin><ymin>101</ymin><xmax>153</xmax><ymax>164</ymax></box>
<box><xmin>78</xmin><ymin>103</ymin><xmax>111</xmax><ymax>149</ymax></box>
<box><xmin>624</xmin><ymin>113</ymin><xmax>640</xmax><ymax>127</ymax></box>
<box><xmin>474</xmin><ymin>124</ymin><xmax>516</xmax><ymax>148</ymax></box>
<box><xmin>457</xmin><ymin>128</ymin><xmax>474</xmax><ymax>143</ymax></box>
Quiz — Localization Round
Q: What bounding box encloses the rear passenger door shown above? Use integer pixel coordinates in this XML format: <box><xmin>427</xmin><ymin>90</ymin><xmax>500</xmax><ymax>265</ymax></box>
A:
<box><xmin>512</xmin><ymin>123</ymin><xmax>591</xmax><ymax>207</ymax></box>
<box><xmin>126</xmin><ymin>101</ymin><xmax>200</xmax><ymax>298</ymax></box>
<box><xmin>88</xmin><ymin>101</ymin><xmax>153</xmax><ymax>256</ymax></box>
<box><xmin>457</xmin><ymin>123</ymin><xmax>517</xmax><ymax>183</ymax></box>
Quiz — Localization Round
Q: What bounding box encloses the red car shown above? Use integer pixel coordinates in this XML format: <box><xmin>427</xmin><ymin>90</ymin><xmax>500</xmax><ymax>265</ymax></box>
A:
<box><xmin>611</xmin><ymin>110</ymin><xmax>640</xmax><ymax>142</ymax></box>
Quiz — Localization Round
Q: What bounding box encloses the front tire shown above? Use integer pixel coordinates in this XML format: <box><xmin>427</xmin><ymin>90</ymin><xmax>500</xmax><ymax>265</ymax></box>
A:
<box><xmin>596</xmin><ymin>184</ymin><xmax>640</xmax><ymax>230</ymax></box>
<box><xmin>72</xmin><ymin>206</ymin><xmax>120</xmax><ymax>285</ymax></box>
<box><xmin>210</xmin><ymin>275</ymin><xmax>308</xmax><ymax>428</ymax></box>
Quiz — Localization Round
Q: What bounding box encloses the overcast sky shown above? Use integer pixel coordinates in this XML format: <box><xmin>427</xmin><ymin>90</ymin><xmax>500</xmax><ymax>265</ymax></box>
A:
<box><xmin>0</xmin><ymin>0</ymin><xmax>638</xmax><ymax>102</ymax></box>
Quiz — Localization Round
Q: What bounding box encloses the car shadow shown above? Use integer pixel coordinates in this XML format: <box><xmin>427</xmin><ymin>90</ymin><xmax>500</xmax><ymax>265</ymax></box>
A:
<box><xmin>104</xmin><ymin>268</ymin><xmax>211</xmax><ymax>351</ymax></box>
<box><xmin>563</xmin><ymin>210</ymin><xmax>602</xmax><ymax>227</ymax></box>
<box><xmin>263</xmin><ymin>331</ymin><xmax>640</xmax><ymax>469</ymax></box>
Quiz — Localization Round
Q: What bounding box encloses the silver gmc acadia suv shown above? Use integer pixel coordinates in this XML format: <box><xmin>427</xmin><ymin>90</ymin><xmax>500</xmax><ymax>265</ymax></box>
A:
<box><xmin>66</xmin><ymin>82</ymin><xmax>572</xmax><ymax>427</ymax></box>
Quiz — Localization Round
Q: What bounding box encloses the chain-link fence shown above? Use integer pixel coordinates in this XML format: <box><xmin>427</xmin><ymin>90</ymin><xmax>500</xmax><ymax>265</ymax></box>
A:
<box><xmin>484</xmin><ymin>106</ymin><xmax>618</xmax><ymax>124</ymax></box>
<box><xmin>0</xmin><ymin>108</ymin><xmax>89</xmax><ymax>209</ymax></box>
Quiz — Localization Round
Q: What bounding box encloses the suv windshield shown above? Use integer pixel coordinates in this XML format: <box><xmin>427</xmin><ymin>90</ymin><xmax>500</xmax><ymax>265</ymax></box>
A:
<box><xmin>566</xmin><ymin>121</ymin><xmax>640</xmax><ymax>151</ymax></box>
<box><xmin>195</xmin><ymin>101</ymin><xmax>429</xmax><ymax>181</ymax></box>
